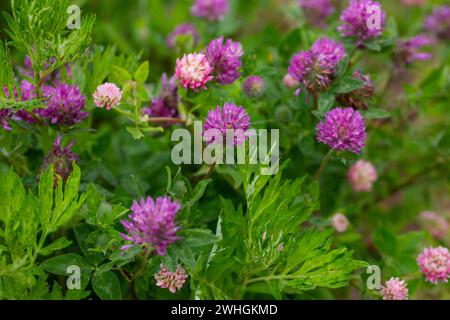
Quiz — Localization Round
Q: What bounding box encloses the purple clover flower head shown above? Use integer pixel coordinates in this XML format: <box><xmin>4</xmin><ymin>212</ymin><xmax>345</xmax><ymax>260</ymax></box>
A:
<box><xmin>167</xmin><ymin>23</ymin><xmax>199</xmax><ymax>49</ymax></box>
<box><xmin>381</xmin><ymin>278</ymin><xmax>408</xmax><ymax>300</ymax></box>
<box><xmin>395</xmin><ymin>36</ymin><xmax>433</xmax><ymax>66</ymax></box>
<box><xmin>205</xmin><ymin>36</ymin><xmax>244</xmax><ymax>85</ymax></box>
<box><xmin>424</xmin><ymin>6</ymin><xmax>450</xmax><ymax>41</ymax></box>
<box><xmin>20</xmin><ymin>80</ymin><xmax>37</xmax><ymax>101</ymax></box>
<box><xmin>175</xmin><ymin>53</ymin><xmax>213</xmax><ymax>90</ymax></box>
<box><xmin>242</xmin><ymin>76</ymin><xmax>265</xmax><ymax>98</ymax></box>
<box><xmin>191</xmin><ymin>0</ymin><xmax>229</xmax><ymax>21</ymax></box>
<box><xmin>155</xmin><ymin>264</ymin><xmax>188</xmax><ymax>293</ymax></box>
<box><xmin>120</xmin><ymin>196</ymin><xmax>181</xmax><ymax>256</ymax></box>
<box><xmin>347</xmin><ymin>159</ymin><xmax>377</xmax><ymax>192</ymax></box>
<box><xmin>288</xmin><ymin>37</ymin><xmax>345</xmax><ymax>92</ymax></box>
<box><xmin>42</xmin><ymin>134</ymin><xmax>79</xmax><ymax>183</ymax></box>
<box><xmin>338</xmin><ymin>0</ymin><xmax>386</xmax><ymax>46</ymax></box>
<box><xmin>93</xmin><ymin>83</ymin><xmax>122</xmax><ymax>110</ymax></box>
<box><xmin>203</xmin><ymin>103</ymin><xmax>251</xmax><ymax>145</ymax></box>
<box><xmin>0</xmin><ymin>108</ymin><xmax>13</xmax><ymax>131</ymax></box>
<box><xmin>2</xmin><ymin>81</ymin><xmax>37</xmax><ymax>127</ymax></box>
<box><xmin>316</xmin><ymin>107</ymin><xmax>366</xmax><ymax>154</ymax></box>
<box><xmin>310</xmin><ymin>37</ymin><xmax>346</xmax><ymax>67</ymax></box>
<box><xmin>331</xmin><ymin>213</ymin><xmax>349</xmax><ymax>233</ymax></box>
<box><xmin>22</xmin><ymin>56</ymin><xmax>35</xmax><ymax>79</ymax></box>
<box><xmin>143</xmin><ymin>74</ymin><xmax>179</xmax><ymax>118</ymax></box>
<box><xmin>37</xmin><ymin>83</ymin><xmax>87</xmax><ymax>126</ymax></box>
<box><xmin>13</xmin><ymin>110</ymin><xmax>36</xmax><ymax>124</ymax></box>
<box><xmin>337</xmin><ymin>70</ymin><xmax>374</xmax><ymax>110</ymax></box>
<box><xmin>298</xmin><ymin>0</ymin><xmax>335</xmax><ymax>28</ymax></box>
<box><xmin>417</xmin><ymin>246</ymin><xmax>450</xmax><ymax>284</ymax></box>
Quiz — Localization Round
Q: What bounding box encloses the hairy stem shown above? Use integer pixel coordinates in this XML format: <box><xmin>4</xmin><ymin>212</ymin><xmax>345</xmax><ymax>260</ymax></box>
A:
<box><xmin>313</xmin><ymin>150</ymin><xmax>333</xmax><ymax>180</ymax></box>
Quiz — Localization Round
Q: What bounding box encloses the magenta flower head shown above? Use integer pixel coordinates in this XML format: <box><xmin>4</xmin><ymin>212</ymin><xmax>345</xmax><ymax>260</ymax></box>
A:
<box><xmin>417</xmin><ymin>246</ymin><xmax>450</xmax><ymax>284</ymax></box>
<box><xmin>419</xmin><ymin>211</ymin><xmax>449</xmax><ymax>240</ymax></box>
<box><xmin>331</xmin><ymin>213</ymin><xmax>349</xmax><ymax>233</ymax></box>
<box><xmin>381</xmin><ymin>277</ymin><xmax>408</xmax><ymax>300</ymax></box>
<box><xmin>337</xmin><ymin>70</ymin><xmax>374</xmax><ymax>110</ymax></box>
<box><xmin>205</xmin><ymin>36</ymin><xmax>244</xmax><ymax>85</ymax></box>
<box><xmin>167</xmin><ymin>23</ymin><xmax>199</xmax><ymax>49</ymax></box>
<box><xmin>42</xmin><ymin>134</ymin><xmax>79</xmax><ymax>183</ymax></box>
<box><xmin>288</xmin><ymin>37</ymin><xmax>345</xmax><ymax>93</ymax></box>
<box><xmin>143</xmin><ymin>73</ymin><xmax>179</xmax><ymax>118</ymax></box>
<box><xmin>93</xmin><ymin>83</ymin><xmax>122</xmax><ymax>110</ymax></box>
<box><xmin>191</xmin><ymin>0</ymin><xmax>229</xmax><ymax>21</ymax></box>
<box><xmin>0</xmin><ymin>109</ymin><xmax>13</xmax><ymax>131</ymax></box>
<box><xmin>37</xmin><ymin>83</ymin><xmax>87</xmax><ymax>126</ymax></box>
<box><xmin>338</xmin><ymin>0</ymin><xmax>386</xmax><ymax>46</ymax></box>
<box><xmin>175</xmin><ymin>53</ymin><xmax>213</xmax><ymax>90</ymax></box>
<box><xmin>298</xmin><ymin>0</ymin><xmax>335</xmax><ymax>28</ymax></box>
<box><xmin>394</xmin><ymin>36</ymin><xmax>432</xmax><ymax>66</ymax></box>
<box><xmin>424</xmin><ymin>6</ymin><xmax>450</xmax><ymax>41</ymax></box>
<box><xmin>316</xmin><ymin>107</ymin><xmax>366</xmax><ymax>154</ymax></box>
<box><xmin>120</xmin><ymin>196</ymin><xmax>181</xmax><ymax>256</ymax></box>
<box><xmin>243</xmin><ymin>76</ymin><xmax>265</xmax><ymax>98</ymax></box>
<box><xmin>203</xmin><ymin>103</ymin><xmax>250</xmax><ymax>145</ymax></box>
<box><xmin>347</xmin><ymin>159</ymin><xmax>377</xmax><ymax>192</ymax></box>
<box><xmin>20</xmin><ymin>80</ymin><xmax>37</xmax><ymax>101</ymax></box>
<box><xmin>1</xmin><ymin>81</ymin><xmax>36</xmax><ymax>128</ymax></box>
<box><xmin>155</xmin><ymin>264</ymin><xmax>188</xmax><ymax>293</ymax></box>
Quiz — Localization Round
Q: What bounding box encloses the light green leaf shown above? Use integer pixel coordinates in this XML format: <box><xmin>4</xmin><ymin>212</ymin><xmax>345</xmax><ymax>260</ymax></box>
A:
<box><xmin>362</xmin><ymin>108</ymin><xmax>390</xmax><ymax>119</ymax></box>
<box><xmin>40</xmin><ymin>237</ymin><xmax>72</xmax><ymax>256</ymax></box>
<box><xmin>126</xmin><ymin>126</ymin><xmax>144</xmax><ymax>139</ymax></box>
<box><xmin>92</xmin><ymin>271</ymin><xmax>122</xmax><ymax>300</ymax></box>
<box><xmin>318</xmin><ymin>91</ymin><xmax>335</xmax><ymax>116</ymax></box>
<box><xmin>334</xmin><ymin>76</ymin><xmax>365</xmax><ymax>93</ymax></box>
<box><xmin>134</xmin><ymin>61</ymin><xmax>149</xmax><ymax>84</ymax></box>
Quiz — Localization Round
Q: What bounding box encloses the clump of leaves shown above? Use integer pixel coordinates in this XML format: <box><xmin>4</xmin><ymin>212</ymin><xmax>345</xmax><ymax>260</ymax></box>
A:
<box><xmin>173</xmin><ymin>163</ymin><xmax>367</xmax><ymax>299</ymax></box>
<box><xmin>0</xmin><ymin>164</ymin><xmax>86</xmax><ymax>299</ymax></box>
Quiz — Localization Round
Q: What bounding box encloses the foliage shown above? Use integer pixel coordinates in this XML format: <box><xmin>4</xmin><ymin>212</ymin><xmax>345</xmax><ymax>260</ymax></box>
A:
<box><xmin>0</xmin><ymin>0</ymin><xmax>449</xmax><ymax>300</ymax></box>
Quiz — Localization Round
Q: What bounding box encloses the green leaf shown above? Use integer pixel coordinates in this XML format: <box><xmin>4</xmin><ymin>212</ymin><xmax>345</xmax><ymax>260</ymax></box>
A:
<box><xmin>38</xmin><ymin>165</ymin><xmax>54</xmax><ymax>231</ymax></box>
<box><xmin>182</xmin><ymin>229</ymin><xmax>217</xmax><ymax>247</ymax></box>
<box><xmin>363</xmin><ymin>40</ymin><xmax>382</xmax><ymax>52</ymax></box>
<box><xmin>335</xmin><ymin>56</ymin><xmax>349</xmax><ymax>77</ymax></box>
<box><xmin>112</xmin><ymin>66</ymin><xmax>132</xmax><ymax>84</ymax></box>
<box><xmin>92</xmin><ymin>271</ymin><xmax>122</xmax><ymax>300</ymax></box>
<box><xmin>334</xmin><ymin>76</ymin><xmax>365</xmax><ymax>93</ymax></box>
<box><xmin>0</xmin><ymin>41</ymin><xmax>15</xmax><ymax>98</ymax></box>
<box><xmin>40</xmin><ymin>254</ymin><xmax>93</xmax><ymax>275</ymax></box>
<box><xmin>317</xmin><ymin>91</ymin><xmax>335</xmax><ymax>116</ymax></box>
<box><xmin>74</xmin><ymin>224</ymin><xmax>106</xmax><ymax>266</ymax></box>
<box><xmin>40</xmin><ymin>253</ymin><xmax>93</xmax><ymax>289</ymax></box>
<box><xmin>40</xmin><ymin>237</ymin><xmax>72</xmax><ymax>256</ymax></box>
<box><xmin>126</xmin><ymin>126</ymin><xmax>144</xmax><ymax>139</ymax></box>
<box><xmin>362</xmin><ymin>108</ymin><xmax>390</xmax><ymax>119</ymax></box>
<box><xmin>134</xmin><ymin>61</ymin><xmax>149</xmax><ymax>84</ymax></box>
<box><xmin>186</xmin><ymin>179</ymin><xmax>212</xmax><ymax>207</ymax></box>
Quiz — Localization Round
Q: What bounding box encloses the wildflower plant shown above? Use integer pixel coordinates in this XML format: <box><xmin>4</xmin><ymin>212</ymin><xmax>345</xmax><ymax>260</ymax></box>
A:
<box><xmin>0</xmin><ymin>0</ymin><xmax>449</xmax><ymax>302</ymax></box>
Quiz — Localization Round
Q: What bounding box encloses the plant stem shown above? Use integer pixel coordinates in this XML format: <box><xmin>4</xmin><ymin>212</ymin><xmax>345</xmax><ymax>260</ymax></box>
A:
<box><xmin>147</xmin><ymin>117</ymin><xmax>186</xmax><ymax>124</ymax></box>
<box><xmin>244</xmin><ymin>274</ymin><xmax>307</xmax><ymax>286</ymax></box>
<box><xmin>132</xmin><ymin>250</ymin><xmax>151</xmax><ymax>279</ymax></box>
<box><xmin>203</xmin><ymin>161</ymin><xmax>216</xmax><ymax>180</ymax></box>
<box><xmin>313</xmin><ymin>150</ymin><xmax>333</xmax><ymax>180</ymax></box>
<box><xmin>313</xmin><ymin>91</ymin><xmax>318</xmax><ymax>110</ymax></box>
<box><xmin>130</xmin><ymin>280</ymin><xmax>137</xmax><ymax>300</ymax></box>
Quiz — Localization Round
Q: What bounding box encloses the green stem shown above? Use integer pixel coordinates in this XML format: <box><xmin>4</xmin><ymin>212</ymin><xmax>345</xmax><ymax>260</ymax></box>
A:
<box><xmin>244</xmin><ymin>274</ymin><xmax>307</xmax><ymax>286</ymax></box>
<box><xmin>313</xmin><ymin>150</ymin><xmax>333</xmax><ymax>180</ymax></box>
<box><xmin>147</xmin><ymin>117</ymin><xmax>186</xmax><ymax>124</ymax></box>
